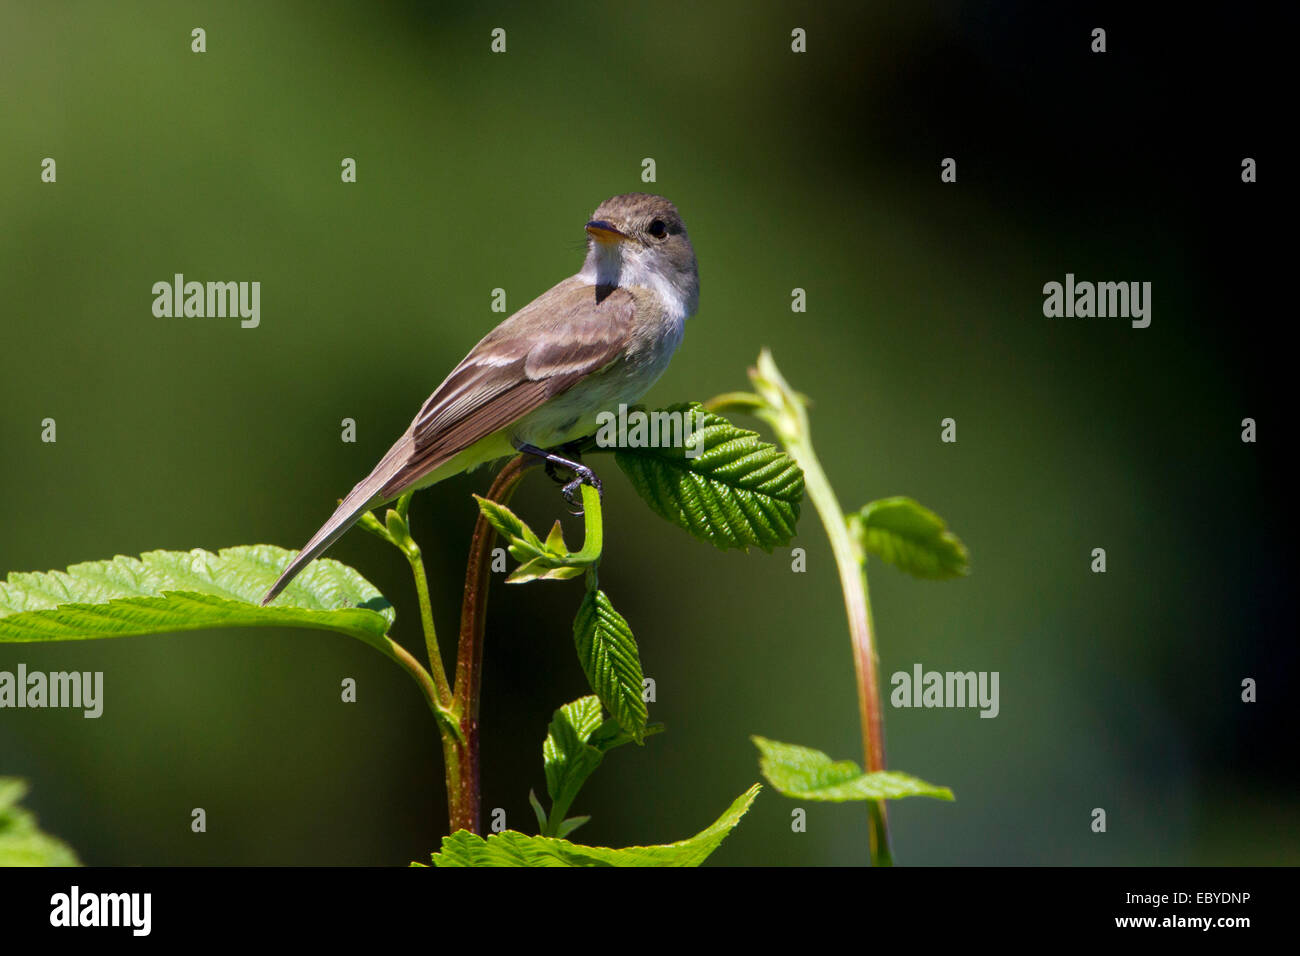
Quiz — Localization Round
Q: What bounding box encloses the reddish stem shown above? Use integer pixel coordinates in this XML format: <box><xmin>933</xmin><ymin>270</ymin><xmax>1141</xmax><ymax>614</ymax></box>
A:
<box><xmin>445</xmin><ymin>455</ymin><xmax>531</xmax><ymax>834</ymax></box>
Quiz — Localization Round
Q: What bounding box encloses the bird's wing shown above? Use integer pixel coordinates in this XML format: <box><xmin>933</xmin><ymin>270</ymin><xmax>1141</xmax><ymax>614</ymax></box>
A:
<box><xmin>378</xmin><ymin>279</ymin><xmax>635</xmax><ymax>497</ymax></box>
<box><xmin>260</xmin><ymin>279</ymin><xmax>634</xmax><ymax>606</ymax></box>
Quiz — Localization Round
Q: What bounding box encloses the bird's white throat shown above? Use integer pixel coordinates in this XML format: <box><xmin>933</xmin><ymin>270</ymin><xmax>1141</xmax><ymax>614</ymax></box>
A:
<box><xmin>578</xmin><ymin>242</ymin><xmax>696</xmax><ymax>325</ymax></box>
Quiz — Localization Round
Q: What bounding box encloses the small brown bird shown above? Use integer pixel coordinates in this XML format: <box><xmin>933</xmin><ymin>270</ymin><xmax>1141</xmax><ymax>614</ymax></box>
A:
<box><xmin>262</xmin><ymin>193</ymin><xmax>700</xmax><ymax>604</ymax></box>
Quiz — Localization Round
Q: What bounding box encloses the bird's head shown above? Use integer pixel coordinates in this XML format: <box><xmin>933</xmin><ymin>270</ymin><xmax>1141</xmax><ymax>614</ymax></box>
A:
<box><xmin>581</xmin><ymin>192</ymin><xmax>699</xmax><ymax>321</ymax></box>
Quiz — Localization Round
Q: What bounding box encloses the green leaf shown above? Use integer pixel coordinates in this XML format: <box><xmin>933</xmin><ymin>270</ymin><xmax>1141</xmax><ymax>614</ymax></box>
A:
<box><xmin>528</xmin><ymin>789</ymin><xmax>548</xmax><ymax>834</ymax></box>
<box><xmin>539</xmin><ymin>697</ymin><xmax>665</xmax><ymax>836</ymax></box>
<box><xmin>752</xmin><ymin>736</ymin><xmax>953</xmax><ymax>802</ymax></box>
<box><xmin>615</xmin><ymin>403</ymin><xmax>803</xmax><ymax>551</ymax></box>
<box><xmin>848</xmin><ymin>497</ymin><xmax>970</xmax><ymax>580</ymax></box>
<box><xmin>431</xmin><ymin>784</ymin><xmax>760</xmax><ymax>866</ymax></box>
<box><xmin>473</xmin><ymin>496</ymin><xmax>598</xmax><ymax>583</ymax></box>
<box><xmin>588</xmin><ymin>717</ymin><xmax>664</xmax><ymax>753</ymax></box>
<box><xmin>0</xmin><ymin>779</ymin><xmax>81</xmax><ymax>866</ymax></box>
<box><xmin>543</xmin><ymin>696</ymin><xmax>607</xmax><ymax>821</ymax></box>
<box><xmin>474</xmin><ymin>496</ymin><xmax>545</xmax><ymax>552</ymax></box>
<box><xmin>747</xmin><ymin>349</ymin><xmax>812</xmax><ymax>445</ymax></box>
<box><xmin>573</xmin><ymin>590</ymin><xmax>647</xmax><ymax>743</ymax></box>
<box><xmin>556</xmin><ymin>816</ymin><xmax>590</xmax><ymax>839</ymax></box>
<box><xmin>543</xmin><ymin>520</ymin><xmax>568</xmax><ymax>554</ymax></box>
<box><xmin>0</xmin><ymin>546</ymin><xmax>396</xmax><ymax>660</ymax></box>
<box><xmin>507</xmin><ymin>559</ymin><xmax>586</xmax><ymax>584</ymax></box>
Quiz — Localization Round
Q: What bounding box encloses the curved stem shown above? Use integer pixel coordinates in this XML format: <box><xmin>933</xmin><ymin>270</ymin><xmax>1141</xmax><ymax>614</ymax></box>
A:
<box><xmin>406</xmin><ymin>543</ymin><xmax>452</xmax><ymax>707</ymax></box>
<box><xmin>566</xmin><ymin>484</ymin><xmax>604</xmax><ymax>564</ymax></box>
<box><xmin>701</xmin><ymin>391</ymin><xmax>764</xmax><ymax>415</ymax></box>
<box><xmin>447</xmin><ymin>454</ymin><xmax>533</xmax><ymax>834</ymax></box>
<box><xmin>386</xmin><ymin>635</ymin><xmax>463</xmax><ymax>744</ymax></box>
<box><xmin>799</xmin><ymin>451</ymin><xmax>893</xmax><ymax>866</ymax></box>
<box><xmin>741</xmin><ymin>351</ymin><xmax>894</xmax><ymax>865</ymax></box>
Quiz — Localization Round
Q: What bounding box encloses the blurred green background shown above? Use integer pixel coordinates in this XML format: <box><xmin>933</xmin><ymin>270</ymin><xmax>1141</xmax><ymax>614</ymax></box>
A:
<box><xmin>1</xmin><ymin>1</ymin><xmax>1292</xmax><ymax>865</ymax></box>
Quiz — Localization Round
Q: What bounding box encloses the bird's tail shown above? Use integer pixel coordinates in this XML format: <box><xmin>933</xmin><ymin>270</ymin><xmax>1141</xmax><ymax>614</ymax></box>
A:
<box><xmin>260</xmin><ymin>428</ymin><xmax>490</xmax><ymax>605</ymax></box>
<box><xmin>260</xmin><ymin>473</ymin><xmax>389</xmax><ymax>606</ymax></box>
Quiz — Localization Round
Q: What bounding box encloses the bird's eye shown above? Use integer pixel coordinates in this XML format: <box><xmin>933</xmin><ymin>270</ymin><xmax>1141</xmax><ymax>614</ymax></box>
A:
<box><xmin>648</xmin><ymin>219</ymin><xmax>667</xmax><ymax>239</ymax></box>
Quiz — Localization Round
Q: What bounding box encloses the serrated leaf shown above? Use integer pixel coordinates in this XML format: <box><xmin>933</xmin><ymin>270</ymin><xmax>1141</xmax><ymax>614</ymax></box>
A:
<box><xmin>539</xmin><ymin>698</ymin><xmax>664</xmax><ymax>836</ymax></box>
<box><xmin>0</xmin><ymin>778</ymin><xmax>81</xmax><ymax>866</ymax></box>
<box><xmin>431</xmin><ymin>784</ymin><xmax>760</xmax><ymax>867</ymax></box>
<box><xmin>543</xmin><ymin>696</ymin><xmax>607</xmax><ymax>813</ymax></box>
<box><xmin>0</xmin><ymin>546</ymin><xmax>396</xmax><ymax>660</ymax></box>
<box><xmin>752</xmin><ymin>736</ymin><xmax>953</xmax><ymax>802</ymax></box>
<box><xmin>848</xmin><ymin>497</ymin><xmax>970</xmax><ymax>580</ymax></box>
<box><xmin>573</xmin><ymin>590</ymin><xmax>647</xmax><ymax>743</ymax></box>
<box><xmin>474</xmin><ymin>496</ymin><xmax>544</xmax><ymax>550</ymax></box>
<box><xmin>615</xmin><ymin>403</ymin><xmax>803</xmax><ymax>551</ymax></box>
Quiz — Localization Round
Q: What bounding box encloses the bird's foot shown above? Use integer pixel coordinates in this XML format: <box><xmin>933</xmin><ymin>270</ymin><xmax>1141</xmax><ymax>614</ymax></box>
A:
<box><xmin>514</xmin><ymin>440</ymin><xmax>603</xmax><ymax>515</ymax></box>
<box><xmin>560</xmin><ymin>464</ymin><xmax>603</xmax><ymax>515</ymax></box>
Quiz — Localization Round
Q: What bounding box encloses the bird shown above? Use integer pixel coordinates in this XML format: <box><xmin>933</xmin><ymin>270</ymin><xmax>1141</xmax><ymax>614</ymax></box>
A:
<box><xmin>261</xmin><ymin>192</ymin><xmax>700</xmax><ymax>605</ymax></box>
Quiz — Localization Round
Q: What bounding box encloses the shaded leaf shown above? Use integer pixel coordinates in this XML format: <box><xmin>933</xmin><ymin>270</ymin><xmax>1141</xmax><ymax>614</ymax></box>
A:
<box><xmin>556</xmin><ymin>816</ymin><xmax>590</xmax><ymax>839</ymax></box>
<box><xmin>528</xmin><ymin>789</ymin><xmax>548</xmax><ymax>834</ymax></box>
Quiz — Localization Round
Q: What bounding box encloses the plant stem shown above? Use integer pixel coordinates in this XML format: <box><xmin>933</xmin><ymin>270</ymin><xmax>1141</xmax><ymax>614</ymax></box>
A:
<box><xmin>796</xmin><ymin>444</ymin><xmax>893</xmax><ymax>866</ymax></box>
<box><xmin>447</xmin><ymin>454</ymin><xmax>532</xmax><ymax>834</ymax></box>
<box><xmin>384</xmin><ymin>636</ymin><xmax>462</xmax><ymax>743</ymax></box>
<box><xmin>567</xmin><ymin>484</ymin><xmax>604</xmax><ymax>564</ymax></box>
<box><xmin>388</xmin><ymin>495</ymin><xmax>467</xmax><ymax>831</ymax></box>
<box><xmin>406</xmin><ymin>543</ymin><xmax>452</xmax><ymax>707</ymax></box>
<box><xmin>742</xmin><ymin>352</ymin><xmax>894</xmax><ymax>866</ymax></box>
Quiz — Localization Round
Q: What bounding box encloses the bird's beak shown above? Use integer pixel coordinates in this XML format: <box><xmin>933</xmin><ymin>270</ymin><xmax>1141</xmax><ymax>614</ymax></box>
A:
<box><xmin>585</xmin><ymin>220</ymin><xmax>629</xmax><ymax>244</ymax></box>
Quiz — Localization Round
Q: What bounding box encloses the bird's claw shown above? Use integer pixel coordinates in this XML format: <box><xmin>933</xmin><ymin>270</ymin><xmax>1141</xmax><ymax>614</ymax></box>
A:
<box><xmin>520</xmin><ymin>441</ymin><xmax>601</xmax><ymax>515</ymax></box>
<box><xmin>561</xmin><ymin>466</ymin><xmax>602</xmax><ymax>515</ymax></box>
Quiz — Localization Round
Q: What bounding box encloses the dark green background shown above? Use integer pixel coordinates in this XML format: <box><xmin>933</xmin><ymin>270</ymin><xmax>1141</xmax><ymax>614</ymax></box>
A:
<box><xmin>1</xmin><ymin>1</ymin><xmax>1292</xmax><ymax>865</ymax></box>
